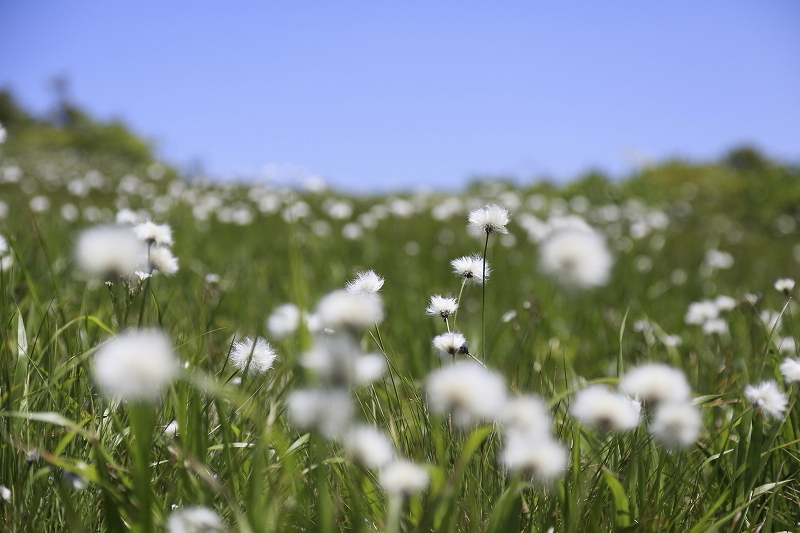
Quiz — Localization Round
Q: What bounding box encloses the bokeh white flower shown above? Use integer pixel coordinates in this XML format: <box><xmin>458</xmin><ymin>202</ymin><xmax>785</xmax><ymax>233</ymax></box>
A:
<box><xmin>426</xmin><ymin>361</ymin><xmax>507</xmax><ymax>426</ymax></box>
<box><xmin>619</xmin><ymin>363</ymin><xmax>691</xmax><ymax>404</ymax></box>
<box><xmin>167</xmin><ymin>506</ymin><xmax>223</xmax><ymax>533</ymax></box>
<box><xmin>92</xmin><ymin>329</ymin><xmax>179</xmax><ymax>403</ymax></box>
<box><xmin>571</xmin><ymin>385</ymin><xmax>641</xmax><ymax>431</ymax></box>
<box><xmin>539</xmin><ymin>228</ymin><xmax>613</xmax><ymax>288</ymax></box>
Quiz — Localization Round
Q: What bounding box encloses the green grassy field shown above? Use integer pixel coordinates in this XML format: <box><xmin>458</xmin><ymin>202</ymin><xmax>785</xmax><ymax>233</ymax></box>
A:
<box><xmin>1</xmin><ymin>100</ymin><xmax>799</xmax><ymax>532</ymax></box>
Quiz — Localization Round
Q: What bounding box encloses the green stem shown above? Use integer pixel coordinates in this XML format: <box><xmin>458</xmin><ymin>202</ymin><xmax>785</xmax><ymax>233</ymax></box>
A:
<box><xmin>129</xmin><ymin>403</ymin><xmax>155</xmax><ymax>533</ymax></box>
<box><xmin>481</xmin><ymin>232</ymin><xmax>489</xmax><ymax>359</ymax></box>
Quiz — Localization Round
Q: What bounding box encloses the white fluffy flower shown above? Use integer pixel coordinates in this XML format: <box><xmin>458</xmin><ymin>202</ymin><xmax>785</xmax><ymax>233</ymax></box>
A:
<box><xmin>774</xmin><ymin>278</ymin><xmax>795</xmax><ymax>295</ymax></box>
<box><xmin>468</xmin><ymin>203</ymin><xmax>510</xmax><ymax>234</ymax></box>
<box><xmin>501</xmin><ymin>395</ymin><xmax>551</xmax><ymax>437</ymax></box>
<box><xmin>149</xmin><ymin>246</ymin><xmax>179</xmax><ymax>275</ymax></box>
<box><xmin>451</xmin><ymin>254</ymin><xmax>490</xmax><ymax>284</ymax></box>
<box><xmin>134</xmin><ymin>221</ymin><xmax>174</xmax><ymax>247</ymax></box>
<box><xmin>619</xmin><ymin>363</ymin><xmax>691</xmax><ymax>404</ymax></box>
<box><xmin>75</xmin><ymin>225</ymin><xmax>147</xmax><ymax>279</ymax></box>
<box><xmin>167</xmin><ymin>506</ymin><xmax>223</xmax><ymax>533</ymax></box>
<box><xmin>777</xmin><ymin>337</ymin><xmax>796</xmax><ymax>356</ymax></box>
<box><xmin>379</xmin><ymin>460</ymin><xmax>429</xmax><ymax>496</ymax></box>
<box><xmin>267</xmin><ymin>303</ymin><xmax>302</xmax><ymax>338</ymax></box>
<box><xmin>684</xmin><ymin>300</ymin><xmax>719</xmax><ymax>325</ymax></box>
<box><xmin>500</xmin><ymin>432</ymin><xmax>567</xmax><ymax>482</ymax></box>
<box><xmin>745</xmin><ymin>381</ymin><xmax>788</xmax><ymax>419</ymax></box>
<box><xmin>649</xmin><ymin>401</ymin><xmax>702</xmax><ymax>448</ymax></box>
<box><xmin>229</xmin><ymin>336</ymin><xmax>277</xmax><ymax>374</ymax></box>
<box><xmin>345</xmin><ymin>270</ymin><xmax>384</xmax><ymax>295</ymax></box>
<box><xmin>714</xmin><ymin>295</ymin><xmax>738</xmax><ymax>312</ymax></box>
<box><xmin>571</xmin><ymin>385</ymin><xmax>641</xmax><ymax>431</ymax></box>
<box><xmin>760</xmin><ymin>310</ymin><xmax>783</xmax><ymax>333</ymax></box>
<box><xmin>286</xmin><ymin>388</ymin><xmax>353</xmax><ymax>438</ymax></box>
<box><xmin>539</xmin><ymin>228</ymin><xmax>613</xmax><ymax>288</ymax></box>
<box><xmin>426</xmin><ymin>361</ymin><xmax>507</xmax><ymax>426</ymax></box>
<box><xmin>343</xmin><ymin>425</ymin><xmax>394</xmax><ymax>469</ymax></box>
<box><xmin>702</xmin><ymin>318</ymin><xmax>728</xmax><ymax>336</ymax></box>
<box><xmin>301</xmin><ymin>333</ymin><xmax>386</xmax><ymax>385</ymax></box>
<box><xmin>432</xmin><ymin>332</ymin><xmax>469</xmax><ymax>358</ymax></box>
<box><xmin>779</xmin><ymin>357</ymin><xmax>800</xmax><ymax>383</ymax></box>
<box><xmin>92</xmin><ymin>329</ymin><xmax>179</xmax><ymax>403</ymax></box>
<box><xmin>316</xmin><ymin>289</ymin><xmax>384</xmax><ymax>331</ymax></box>
<box><xmin>163</xmin><ymin>420</ymin><xmax>179</xmax><ymax>438</ymax></box>
<box><xmin>426</xmin><ymin>295</ymin><xmax>458</xmax><ymax>320</ymax></box>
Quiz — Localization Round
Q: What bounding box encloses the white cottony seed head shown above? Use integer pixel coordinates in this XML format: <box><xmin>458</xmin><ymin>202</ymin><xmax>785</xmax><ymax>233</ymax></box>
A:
<box><xmin>468</xmin><ymin>203</ymin><xmax>510</xmax><ymax>234</ymax></box>
<box><xmin>426</xmin><ymin>361</ymin><xmax>507</xmax><ymax>426</ymax></box>
<box><xmin>134</xmin><ymin>221</ymin><xmax>174</xmax><ymax>247</ymax></box>
<box><xmin>451</xmin><ymin>254</ymin><xmax>490</xmax><ymax>284</ymax></box>
<box><xmin>379</xmin><ymin>460</ymin><xmax>429</xmax><ymax>496</ymax></box>
<box><xmin>619</xmin><ymin>363</ymin><xmax>691</xmax><ymax>405</ymax></box>
<box><xmin>343</xmin><ymin>425</ymin><xmax>395</xmax><ymax>469</ymax></box>
<box><xmin>167</xmin><ymin>506</ymin><xmax>223</xmax><ymax>533</ymax></box>
<box><xmin>426</xmin><ymin>295</ymin><xmax>458</xmax><ymax>320</ymax></box>
<box><xmin>745</xmin><ymin>381</ymin><xmax>788</xmax><ymax>419</ymax></box>
<box><xmin>316</xmin><ymin>289</ymin><xmax>384</xmax><ymax>331</ymax></box>
<box><xmin>345</xmin><ymin>270</ymin><xmax>384</xmax><ymax>295</ymax></box>
<box><xmin>539</xmin><ymin>228</ymin><xmax>613</xmax><ymax>288</ymax></box>
<box><xmin>75</xmin><ymin>225</ymin><xmax>147</xmax><ymax>279</ymax></box>
<box><xmin>229</xmin><ymin>336</ymin><xmax>277</xmax><ymax>375</ymax></box>
<box><xmin>92</xmin><ymin>329</ymin><xmax>179</xmax><ymax>403</ymax></box>
<box><xmin>649</xmin><ymin>401</ymin><xmax>702</xmax><ymax>448</ymax></box>
<box><xmin>780</xmin><ymin>357</ymin><xmax>800</xmax><ymax>383</ymax></box>
<box><xmin>774</xmin><ymin>278</ymin><xmax>795</xmax><ymax>295</ymax></box>
<box><xmin>267</xmin><ymin>303</ymin><xmax>302</xmax><ymax>338</ymax></box>
<box><xmin>571</xmin><ymin>385</ymin><xmax>641</xmax><ymax>432</ymax></box>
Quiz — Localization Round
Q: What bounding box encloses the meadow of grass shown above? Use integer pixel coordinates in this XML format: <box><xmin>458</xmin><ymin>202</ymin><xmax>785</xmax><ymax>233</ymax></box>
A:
<box><xmin>0</xmin><ymin>106</ymin><xmax>799</xmax><ymax>532</ymax></box>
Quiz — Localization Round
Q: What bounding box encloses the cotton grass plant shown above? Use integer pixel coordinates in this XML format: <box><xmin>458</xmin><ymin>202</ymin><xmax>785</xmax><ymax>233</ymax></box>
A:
<box><xmin>2</xmin><ymin>126</ymin><xmax>800</xmax><ymax>532</ymax></box>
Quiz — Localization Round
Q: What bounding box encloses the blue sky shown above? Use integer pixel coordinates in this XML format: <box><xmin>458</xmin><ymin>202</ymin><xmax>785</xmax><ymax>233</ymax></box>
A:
<box><xmin>1</xmin><ymin>1</ymin><xmax>799</xmax><ymax>192</ymax></box>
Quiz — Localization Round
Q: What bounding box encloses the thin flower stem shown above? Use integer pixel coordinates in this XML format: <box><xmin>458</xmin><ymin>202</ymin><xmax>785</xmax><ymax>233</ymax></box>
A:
<box><xmin>453</xmin><ymin>278</ymin><xmax>467</xmax><ymax>330</ymax></box>
<box><xmin>481</xmin><ymin>231</ymin><xmax>489</xmax><ymax>359</ymax></box>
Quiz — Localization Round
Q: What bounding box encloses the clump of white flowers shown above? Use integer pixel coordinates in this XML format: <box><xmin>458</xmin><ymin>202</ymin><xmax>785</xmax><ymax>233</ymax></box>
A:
<box><xmin>539</xmin><ymin>228</ymin><xmax>613</xmax><ymax>288</ymax></box>
<box><xmin>92</xmin><ymin>329</ymin><xmax>179</xmax><ymax>403</ymax></box>
<box><xmin>229</xmin><ymin>336</ymin><xmax>278</xmax><ymax>375</ymax></box>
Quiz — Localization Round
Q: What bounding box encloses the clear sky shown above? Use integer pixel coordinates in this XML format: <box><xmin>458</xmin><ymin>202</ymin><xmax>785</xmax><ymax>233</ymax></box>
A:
<box><xmin>1</xmin><ymin>1</ymin><xmax>799</xmax><ymax>192</ymax></box>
